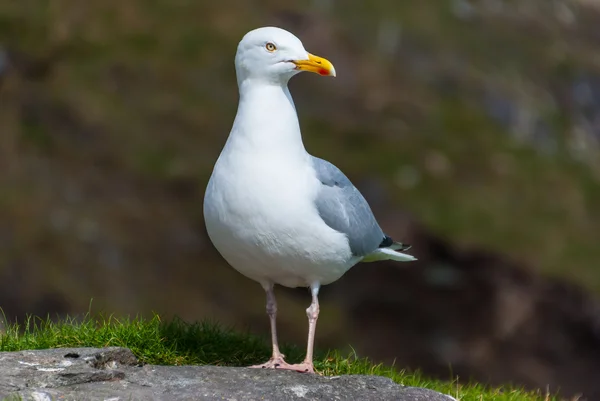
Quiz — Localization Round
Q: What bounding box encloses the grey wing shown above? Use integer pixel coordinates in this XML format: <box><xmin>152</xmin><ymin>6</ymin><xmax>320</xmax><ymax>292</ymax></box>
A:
<box><xmin>311</xmin><ymin>156</ymin><xmax>388</xmax><ymax>256</ymax></box>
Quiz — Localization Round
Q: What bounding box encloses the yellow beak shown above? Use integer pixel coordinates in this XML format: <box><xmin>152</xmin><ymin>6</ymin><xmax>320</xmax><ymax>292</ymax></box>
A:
<box><xmin>293</xmin><ymin>53</ymin><xmax>336</xmax><ymax>77</ymax></box>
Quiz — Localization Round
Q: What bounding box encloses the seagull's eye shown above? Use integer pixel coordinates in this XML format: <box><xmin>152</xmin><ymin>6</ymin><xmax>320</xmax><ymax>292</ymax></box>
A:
<box><xmin>265</xmin><ymin>42</ymin><xmax>277</xmax><ymax>52</ymax></box>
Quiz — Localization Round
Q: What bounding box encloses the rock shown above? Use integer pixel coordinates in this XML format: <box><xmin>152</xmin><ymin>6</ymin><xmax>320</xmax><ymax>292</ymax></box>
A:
<box><xmin>0</xmin><ymin>347</ymin><xmax>456</xmax><ymax>401</ymax></box>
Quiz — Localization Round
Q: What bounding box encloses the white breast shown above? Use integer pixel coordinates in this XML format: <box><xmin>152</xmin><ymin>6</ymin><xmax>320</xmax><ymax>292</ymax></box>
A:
<box><xmin>204</xmin><ymin>147</ymin><xmax>355</xmax><ymax>288</ymax></box>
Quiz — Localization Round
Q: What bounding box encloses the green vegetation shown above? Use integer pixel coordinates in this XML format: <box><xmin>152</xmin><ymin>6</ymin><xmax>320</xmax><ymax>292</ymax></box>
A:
<box><xmin>0</xmin><ymin>314</ymin><xmax>557</xmax><ymax>401</ymax></box>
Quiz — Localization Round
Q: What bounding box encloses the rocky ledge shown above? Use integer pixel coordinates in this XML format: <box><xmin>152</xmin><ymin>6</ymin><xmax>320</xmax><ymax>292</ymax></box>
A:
<box><xmin>0</xmin><ymin>347</ymin><xmax>456</xmax><ymax>400</ymax></box>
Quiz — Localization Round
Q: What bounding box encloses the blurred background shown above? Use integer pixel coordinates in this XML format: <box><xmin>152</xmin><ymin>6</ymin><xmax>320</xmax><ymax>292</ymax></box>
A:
<box><xmin>2</xmin><ymin>0</ymin><xmax>600</xmax><ymax>398</ymax></box>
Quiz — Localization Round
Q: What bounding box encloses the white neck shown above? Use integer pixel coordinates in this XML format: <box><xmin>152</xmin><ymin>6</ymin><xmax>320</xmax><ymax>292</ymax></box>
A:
<box><xmin>224</xmin><ymin>80</ymin><xmax>307</xmax><ymax>159</ymax></box>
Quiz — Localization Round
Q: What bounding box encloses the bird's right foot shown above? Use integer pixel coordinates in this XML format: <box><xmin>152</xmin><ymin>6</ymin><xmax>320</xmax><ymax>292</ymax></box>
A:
<box><xmin>249</xmin><ymin>356</ymin><xmax>293</xmax><ymax>370</ymax></box>
<box><xmin>249</xmin><ymin>358</ymin><xmax>316</xmax><ymax>374</ymax></box>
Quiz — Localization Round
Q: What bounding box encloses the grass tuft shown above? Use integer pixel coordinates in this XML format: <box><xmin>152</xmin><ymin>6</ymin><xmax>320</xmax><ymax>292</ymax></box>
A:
<box><xmin>0</xmin><ymin>314</ymin><xmax>559</xmax><ymax>401</ymax></box>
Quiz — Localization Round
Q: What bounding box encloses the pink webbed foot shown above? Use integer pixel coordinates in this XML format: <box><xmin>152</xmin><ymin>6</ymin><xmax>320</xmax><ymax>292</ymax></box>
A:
<box><xmin>282</xmin><ymin>361</ymin><xmax>316</xmax><ymax>374</ymax></box>
<box><xmin>249</xmin><ymin>356</ymin><xmax>292</xmax><ymax>370</ymax></box>
<box><xmin>249</xmin><ymin>358</ymin><xmax>316</xmax><ymax>374</ymax></box>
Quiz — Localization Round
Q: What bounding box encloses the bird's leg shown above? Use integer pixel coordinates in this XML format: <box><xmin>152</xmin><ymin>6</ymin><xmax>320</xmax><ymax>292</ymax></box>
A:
<box><xmin>304</xmin><ymin>284</ymin><xmax>320</xmax><ymax>366</ymax></box>
<box><xmin>250</xmin><ymin>283</ymin><xmax>293</xmax><ymax>369</ymax></box>
<box><xmin>286</xmin><ymin>283</ymin><xmax>320</xmax><ymax>374</ymax></box>
<box><xmin>265</xmin><ymin>284</ymin><xmax>285</xmax><ymax>361</ymax></box>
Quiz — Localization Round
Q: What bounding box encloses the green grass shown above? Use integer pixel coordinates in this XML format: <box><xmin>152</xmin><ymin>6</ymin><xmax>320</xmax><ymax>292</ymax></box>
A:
<box><xmin>0</xmin><ymin>314</ymin><xmax>558</xmax><ymax>401</ymax></box>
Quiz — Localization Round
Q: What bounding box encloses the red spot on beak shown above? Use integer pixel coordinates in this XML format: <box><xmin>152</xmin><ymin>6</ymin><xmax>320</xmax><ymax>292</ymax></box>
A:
<box><xmin>319</xmin><ymin>68</ymin><xmax>329</xmax><ymax>76</ymax></box>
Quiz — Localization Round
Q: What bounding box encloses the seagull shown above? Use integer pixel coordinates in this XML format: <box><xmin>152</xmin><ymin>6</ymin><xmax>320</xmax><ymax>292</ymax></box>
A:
<box><xmin>203</xmin><ymin>27</ymin><xmax>416</xmax><ymax>374</ymax></box>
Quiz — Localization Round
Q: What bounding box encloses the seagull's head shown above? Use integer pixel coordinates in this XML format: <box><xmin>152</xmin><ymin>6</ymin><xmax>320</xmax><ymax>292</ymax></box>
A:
<box><xmin>234</xmin><ymin>27</ymin><xmax>336</xmax><ymax>86</ymax></box>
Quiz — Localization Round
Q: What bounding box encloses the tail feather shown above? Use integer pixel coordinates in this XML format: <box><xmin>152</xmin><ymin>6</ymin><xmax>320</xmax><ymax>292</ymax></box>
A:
<box><xmin>362</xmin><ymin>247</ymin><xmax>417</xmax><ymax>263</ymax></box>
<box><xmin>389</xmin><ymin>242</ymin><xmax>411</xmax><ymax>252</ymax></box>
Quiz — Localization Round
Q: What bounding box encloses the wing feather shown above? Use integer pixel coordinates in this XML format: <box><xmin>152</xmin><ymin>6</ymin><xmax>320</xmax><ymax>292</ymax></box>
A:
<box><xmin>311</xmin><ymin>156</ymin><xmax>386</xmax><ymax>256</ymax></box>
